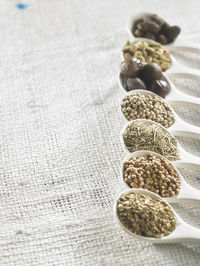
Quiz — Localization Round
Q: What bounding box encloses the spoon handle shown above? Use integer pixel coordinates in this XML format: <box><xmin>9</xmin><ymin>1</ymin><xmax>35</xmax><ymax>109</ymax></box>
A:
<box><xmin>170</xmin><ymin>120</ymin><xmax>200</xmax><ymax>138</ymax></box>
<box><xmin>166</xmin><ymin>38</ymin><xmax>200</xmax><ymax>54</ymax></box>
<box><xmin>178</xmin><ymin>146</ymin><xmax>200</xmax><ymax>166</ymax></box>
<box><xmin>178</xmin><ymin>180</ymin><xmax>200</xmax><ymax>201</ymax></box>
<box><xmin>167</xmin><ymin>59</ymin><xmax>200</xmax><ymax>76</ymax></box>
<box><xmin>172</xmin><ymin>222</ymin><xmax>200</xmax><ymax>241</ymax></box>
<box><xmin>165</xmin><ymin>77</ymin><xmax>200</xmax><ymax>106</ymax></box>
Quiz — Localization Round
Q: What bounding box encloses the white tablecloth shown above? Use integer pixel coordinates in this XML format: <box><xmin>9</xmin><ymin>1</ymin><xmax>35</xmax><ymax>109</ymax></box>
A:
<box><xmin>1</xmin><ymin>0</ymin><xmax>200</xmax><ymax>265</ymax></box>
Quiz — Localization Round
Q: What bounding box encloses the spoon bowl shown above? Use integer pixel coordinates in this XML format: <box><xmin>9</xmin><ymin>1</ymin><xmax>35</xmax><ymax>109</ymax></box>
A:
<box><xmin>119</xmin><ymin>70</ymin><xmax>200</xmax><ymax>106</ymax></box>
<box><xmin>114</xmin><ymin>188</ymin><xmax>200</xmax><ymax>243</ymax></box>
<box><xmin>120</xmin><ymin>89</ymin><xmax>200</xmax><ymax>137</ymax></box>
<box><xmin>122</xmin><ymin>37</ymin><xmax>200</xmax><ymax>76</ymax></box>
<box><xmin>127</xmin><ymin>12</ymin><xmax>200</xmax><ymax>54</ymax></box>
<box><xmin>121</xmin><ymin>150</ymin><xmax>200</xmax><ymax>202</ymax></box>
<box><xmin>121</xmin><ymin>118</ymin><xmax>200</xmax><ymax>167</ymax></box>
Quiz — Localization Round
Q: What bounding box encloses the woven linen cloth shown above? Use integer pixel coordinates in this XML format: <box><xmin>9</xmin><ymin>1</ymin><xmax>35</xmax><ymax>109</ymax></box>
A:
<box><xmin>1</xmin><ymin>0</ymin><xmax>200</xmax><ymax>265</ymax></box>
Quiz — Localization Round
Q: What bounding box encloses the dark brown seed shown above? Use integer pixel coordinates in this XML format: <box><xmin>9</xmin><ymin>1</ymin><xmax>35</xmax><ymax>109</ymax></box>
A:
<box><xmin>157</xmin><ymin>34</ymin><xmax>168</xmax><ymax>45</ymax></box>
<box><xmin>150</xmin><ymin>14</ymin><xmax>165</xmax><ymax>26</ymax></box>
<box><xmin>132</xmin><ymin>18</ymin><xmax>144</xmax><ymax>32</ymax></box>
<box><xmin>166</xmin><ymin>26</ymin><xmax>181</xmax><ymax>42</ymax></box>
<box><xmin>126</xmin><ymin>77</ymin><xmax>146</xmax><ymax>91</ymax></box>
<box><xmin>144</xmin><ymin>32</ymin><xmax>156</xmax><ymax>41</ymax></box>
<box><xmin>134</xmin><ymin>29</ymin><xmax>143</xmax><ymax>37</ymax></box>
<box><xmin>143</xmin><ymin>20</ymin><xmax>161</xmax><ymax>34</ymax></box>
<box><xmin>137</xmin><ymin>22</ymin><xmax>144</xmax><ymax>31</ymax></box>
<box><xmin>160</xmin><ymin>22</ymin><xmax>170</xmax><ymax>35</ymax></box>
<box><xmin>149</xmin><ymin>80</ymin><xmax>170</xmax><ymax>98</ymax></box>
<box><xmin>138</xmin><ymin>63</ymin><xmax>162</xmax><ymax>84</ymax></box>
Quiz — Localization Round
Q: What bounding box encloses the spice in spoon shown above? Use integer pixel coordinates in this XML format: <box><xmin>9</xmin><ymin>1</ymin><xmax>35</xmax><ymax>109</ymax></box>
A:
<box><xmin>123</xmin><ymin>154</ymin><xmax>181</xmax><ymax>197</ymax></box>
<box><xmin>117</xmin><ymin>191</ymin><xmax>177</xmax><ymax>238</ymax></box>
<box><xmin>123</xmin><ymin>120</ymin><xmax>179</xmax><ymax>160</ymax></box>
<box><xmin>121</xmin><ymin>93</ymin><xmax>175</xmax><ymax>128</ymax></box>
<box><xmin>132</xmin><ymin>13</ymin><xmax>181</xmax><ymax>45</ymax></box>
<box><xmin>122</xmin><ymin>40</ymin><xmax>171</xmax><ymax>71</ymax></box>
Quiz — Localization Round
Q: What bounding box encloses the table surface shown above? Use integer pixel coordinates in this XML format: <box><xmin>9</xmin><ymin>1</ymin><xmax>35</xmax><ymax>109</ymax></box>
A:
<box><xmin>1</xmin><ymin>0</ymin><xmax>200</xmax><ymax>265</ymax></box>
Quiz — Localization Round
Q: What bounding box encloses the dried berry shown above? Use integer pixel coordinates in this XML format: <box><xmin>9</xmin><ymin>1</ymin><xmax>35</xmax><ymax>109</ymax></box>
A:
<box><xmin>122</xmin><ymin>40</ymin><xmax>171</xmax><ymax>71</ymax></box>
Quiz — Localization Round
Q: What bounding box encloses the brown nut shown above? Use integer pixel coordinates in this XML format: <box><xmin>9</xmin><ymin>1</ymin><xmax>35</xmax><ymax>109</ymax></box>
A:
<box><xmin>149</xmin><ymin>80</ymin><xmax>170</xmax><ymax>98</ymax></box>
<box><xmin>138</xmin><ymin>63</ymin><xmax>162</xmax><ymax>84</ymax></box>
<box><xmin>126</xmin><ymin>77</ymin><xmax>147</xmax><ymax>91</ymax></box>
<box><xmin>120</xmin><ymin>57</ymin><xmax>142</xmax><ymax>77</ymax></box>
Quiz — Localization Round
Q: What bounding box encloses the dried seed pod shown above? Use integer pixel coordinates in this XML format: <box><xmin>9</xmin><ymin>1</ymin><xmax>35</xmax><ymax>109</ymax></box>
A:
<box><xmin>122</xmin><ymin>40</ymin><xmax>171</xmax><ymax>72</ymax></box>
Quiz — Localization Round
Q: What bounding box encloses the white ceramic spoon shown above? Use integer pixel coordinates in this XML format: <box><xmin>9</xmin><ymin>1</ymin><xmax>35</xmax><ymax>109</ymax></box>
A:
<box><xmin>114</xmin><ymin>188</ymin><xmax>200</xmax><ymax>243</ymax></box>
<box><xmin>127</xmin><ymin>12</ymin><xmax>200</xmax><ymax>54</ymax></box>
<box><xmin>123</xmin><ymin>37</ymin><xmax>200</xmax><ymax>76</ymax></box>
<box><xmin>121</xmin><ymin>150</ymin><xmax>200</xmax><ymax>202</ymax></box>
<box><xmin>119</xmin><ymin>72</ymin><xmax>200</xmax><ymax>106</ymax></box>
<box><xmin>120</xmin><ymin>89</ymin><xmax>200</xmax><ymax>137</ymax></box>
<box><xmin>121</xmin><ymin>119</ymin><xmax>200</xmax><ymax>167</ymax></box>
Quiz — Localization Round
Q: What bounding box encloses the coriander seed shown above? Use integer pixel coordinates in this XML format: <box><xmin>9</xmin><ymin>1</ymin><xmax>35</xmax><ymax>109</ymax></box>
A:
<box><xmin>123</xmin><ymin>154</ymin><xmax>181</xmax><ymax>197</ymax></box>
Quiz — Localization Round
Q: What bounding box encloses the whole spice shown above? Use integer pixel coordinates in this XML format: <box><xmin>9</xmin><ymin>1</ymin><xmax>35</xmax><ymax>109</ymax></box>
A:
<box><xmin>121</xmin><ymin>93</ymin><xmax>175</xmax><ymax>128</ymax></box>
<box><xmin>132</xmin><ymin>13</ymin><xmax>181</xmax><ymax>44</ymax></box>
<box><xmin>126</xmin><ymin>77</ymin><xmax>146</xmax><ymax>91</ymax></box>
<box><xmin>122</xmin><ymin>40</ymin><xmax>171</xmax><ymax>71</ymax></box>
<box><xmin>123</xmin><ymin>154</ymin><xmax>181</xmax><ymax>197</ymax></box>
<box><xmin>117</xmin><ymin>191</ymin><xmax>177</xmax><ymax>238</ymax></box>
<box><xmin>123</xmin><ymin>120</ymin><xmax>179</xmax><ymax>160</ymax></box>
<box><xmin>149</xmin><ymin>80</ymin><xmax>170</xmax><ymax>98</ymax></box>
<box><xmin>120</xmin><ymin>57</ymin><xmax>143</xmax><ymax>77</ymax></box>
<box><xmin>138</xmin><ymin>63</ymin><xmax>162</xmax><ymax>84</ymax></box>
